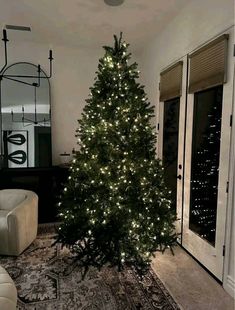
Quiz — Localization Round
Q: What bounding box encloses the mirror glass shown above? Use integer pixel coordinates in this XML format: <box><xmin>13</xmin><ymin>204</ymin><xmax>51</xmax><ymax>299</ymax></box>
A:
<box><xmin>0</xmin><ymin>62</ymin><xmax>52</xmax><ymax>168</ymax></box>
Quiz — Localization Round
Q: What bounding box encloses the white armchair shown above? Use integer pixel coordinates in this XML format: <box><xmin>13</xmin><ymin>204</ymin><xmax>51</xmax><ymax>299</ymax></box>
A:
<box><xmin>0</xmin><ymin>189</ymin><xmax>38</xmax><ymax>256</ymax></box>
<box><xmin>0</xmin><ymin>265</ymin><xmax>17</xmax><ymax>310</ymax></box>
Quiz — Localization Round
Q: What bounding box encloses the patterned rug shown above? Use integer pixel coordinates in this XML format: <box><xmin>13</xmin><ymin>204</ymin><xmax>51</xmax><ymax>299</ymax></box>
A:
<box><xmin>0</xmin><ymin>227</ymin><xmax>180</xmax><ymax>310</ymax></box>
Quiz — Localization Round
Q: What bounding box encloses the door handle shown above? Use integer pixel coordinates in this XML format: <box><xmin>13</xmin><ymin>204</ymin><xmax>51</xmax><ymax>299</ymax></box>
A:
<box><xmin>177</xmin><ymin>175</ymin><xmax>182</xmax><ymax>180</ymax></box>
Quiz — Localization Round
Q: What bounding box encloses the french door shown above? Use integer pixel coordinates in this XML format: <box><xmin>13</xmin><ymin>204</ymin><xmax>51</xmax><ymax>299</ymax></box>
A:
<box><xmin>182</xmin><ymin>85</ymin><xmax>230</xmax><ymax>281</ymax></box>
<box><xmin>158</xmin><ymin>56</ymin><xmax>187</xmax><ymax>240</ymax></box>
<box><xmin>158</xmin><ymin>35</ymin><xmax>233</xmax><ymax>280</ymax></box>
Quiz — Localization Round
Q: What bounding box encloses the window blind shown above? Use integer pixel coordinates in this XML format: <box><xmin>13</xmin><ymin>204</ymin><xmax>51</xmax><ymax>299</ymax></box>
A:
<box><xmin>159</xmin><ymin>61</ymin><xmax>183</xmax><ymax>101</ymax></box>
<box><xmin>188</xmin><ymin>34</ymin><xmax>229</xmax><ymax>93</ymax></box>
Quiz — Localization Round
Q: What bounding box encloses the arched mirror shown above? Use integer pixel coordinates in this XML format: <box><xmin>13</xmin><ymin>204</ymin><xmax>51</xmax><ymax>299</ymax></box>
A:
<box><xmin>0</xmin><ymin>62</ymin><xmax>52</xmax><ymax>168</ymax></box>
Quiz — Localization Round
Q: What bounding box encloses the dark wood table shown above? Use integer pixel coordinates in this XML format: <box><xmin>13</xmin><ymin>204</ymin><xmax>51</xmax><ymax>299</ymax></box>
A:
<box><xmin>0</xmin><ymin>165</ymin><xmax>69</xmax><ymax>223</ymax></box>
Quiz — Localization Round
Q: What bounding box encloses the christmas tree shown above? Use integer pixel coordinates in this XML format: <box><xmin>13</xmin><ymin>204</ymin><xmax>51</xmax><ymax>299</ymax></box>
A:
<box><xmin>57</xmin><ymin>34</ymin><xmax>177</xmax><ymax>276</ymax></box>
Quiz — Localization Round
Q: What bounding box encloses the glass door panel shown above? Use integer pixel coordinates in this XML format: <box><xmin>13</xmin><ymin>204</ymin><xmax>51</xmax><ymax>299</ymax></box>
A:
<box><xmin>163</xmin><ymin>98</ymin><xmax>180</xmax><ymax>212</ymax></box>
<box><xmin>190</xmin><ymin>86</ymin><xmax>223</xmax><ymax>246</ymax></box>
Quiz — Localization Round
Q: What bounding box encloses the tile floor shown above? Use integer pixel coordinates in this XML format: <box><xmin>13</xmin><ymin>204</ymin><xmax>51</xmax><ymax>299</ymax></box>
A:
<box><xmin>151</xmin><ymin>246</ymin><xmax>234</xmax><ymax>310</ymax></box>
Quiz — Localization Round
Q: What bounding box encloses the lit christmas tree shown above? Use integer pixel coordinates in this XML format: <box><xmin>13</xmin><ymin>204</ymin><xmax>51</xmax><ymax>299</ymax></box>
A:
<box><xmin>57</xmin><ymin>34</ymin><xmax>177</xmax><ymax>276</ymax></box>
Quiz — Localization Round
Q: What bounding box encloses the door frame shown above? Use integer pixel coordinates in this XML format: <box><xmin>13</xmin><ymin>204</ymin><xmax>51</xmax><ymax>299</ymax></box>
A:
<box><xmin>223</xmin><ymin>30</ymin><xmax>235</xmax><ymax>296</ymax></box>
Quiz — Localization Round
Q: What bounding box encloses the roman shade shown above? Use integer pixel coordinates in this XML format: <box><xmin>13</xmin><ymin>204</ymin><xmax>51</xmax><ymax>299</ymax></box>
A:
<box><xmin>188</xmin><ymin>34</ymin><xmax>229</xmax><ymax>93</ymax></box>
<box><xmin>159</xmin><ymin>61</ymin><xmax>183</xmax><ymax>101</ymax></box>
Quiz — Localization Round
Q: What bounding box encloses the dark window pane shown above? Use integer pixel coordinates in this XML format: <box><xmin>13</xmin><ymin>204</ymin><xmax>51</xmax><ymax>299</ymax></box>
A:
<box><xmin>189</xmin><ymin>86</ymin><xmax>223</xmax><ymax>246</ymax></box>
<box><xmin>163</xmin><ymin>97</ymin><xmax>180</xmax><ymax>212</ymax></box>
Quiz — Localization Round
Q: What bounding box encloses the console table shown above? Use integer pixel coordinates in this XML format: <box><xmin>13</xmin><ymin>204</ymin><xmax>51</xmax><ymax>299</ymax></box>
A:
<box><xmin>0</xmin><ymin>166</ymin><xmax>69</xmax><ymax>223</ymax></box>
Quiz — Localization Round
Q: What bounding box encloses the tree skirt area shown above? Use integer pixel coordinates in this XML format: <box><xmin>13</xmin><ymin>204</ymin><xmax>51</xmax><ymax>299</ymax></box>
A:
<box><xmin>0</xmin><ymin>227</ymin><xmax>180</xmax><ymax>310</ymax></box>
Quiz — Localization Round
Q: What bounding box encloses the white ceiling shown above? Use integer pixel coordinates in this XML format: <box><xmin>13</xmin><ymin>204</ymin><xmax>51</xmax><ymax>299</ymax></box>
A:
<box><xmin>0</xmin><ymin>0</ymin><xmax>189</xmax><ymax>50</ymax></box>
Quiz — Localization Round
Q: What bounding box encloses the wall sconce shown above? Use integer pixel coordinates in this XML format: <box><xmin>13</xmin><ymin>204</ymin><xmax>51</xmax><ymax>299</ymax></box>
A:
<box><xmin>0</xmin><ymin>29</ymin><xmax>54</xmax><ymax>82</ymax></box>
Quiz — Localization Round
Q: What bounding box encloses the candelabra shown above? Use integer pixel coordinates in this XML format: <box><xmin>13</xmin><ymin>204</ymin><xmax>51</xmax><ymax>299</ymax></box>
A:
<box><xmin>10</xmin><ymin>83</ymin><xmax>51</xmax><ymax>127</ymax></box>
<box><xmin>0</xmin><ymin>29</ymin><xmax>54</xmax><ymax>126</ymax></box>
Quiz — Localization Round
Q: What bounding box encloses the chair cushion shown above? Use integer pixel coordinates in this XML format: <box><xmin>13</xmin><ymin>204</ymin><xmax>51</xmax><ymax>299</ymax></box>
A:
<box><xmin>0</xmin><ymin>190</ymin><xmax>26</xmax><ymax>211</ymax></box>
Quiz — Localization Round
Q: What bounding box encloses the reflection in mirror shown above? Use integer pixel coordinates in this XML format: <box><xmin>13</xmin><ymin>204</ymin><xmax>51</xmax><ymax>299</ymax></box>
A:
<box><xmin>1</xmin><ymin>62</ymin><xmax>52</xmax><ymax>168</ymax></box>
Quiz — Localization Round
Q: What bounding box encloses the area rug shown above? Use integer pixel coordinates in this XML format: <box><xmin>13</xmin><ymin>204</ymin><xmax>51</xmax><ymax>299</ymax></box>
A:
<box><xmin>0</xmin><ymin>227</ymin><xmax>180</xmax><ymax>310</ymax></box>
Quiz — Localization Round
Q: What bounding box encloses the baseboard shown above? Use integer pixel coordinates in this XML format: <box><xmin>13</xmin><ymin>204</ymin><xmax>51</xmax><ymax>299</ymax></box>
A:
<box><xmin>224</xmin><ymin>275</ymin><xmax>235</xmax><ymax>299</ymax></box>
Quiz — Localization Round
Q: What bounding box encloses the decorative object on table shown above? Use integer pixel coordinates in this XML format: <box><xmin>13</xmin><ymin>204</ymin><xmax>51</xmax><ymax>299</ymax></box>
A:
<box><xmin>0</xmin><ymin>231</ymin><xmax>180</xmax><ymax>310</ymax></box>
<box><xmin>3</xmin><ymin>130</ymin><xmax>28</xmax><ymax>167</ymax></box>
<box><xmin>59</xmin><ymin>152</ymin><xmax>71</xmax><ymax>166</ymax></box>
<box><xmin>57</xmin><ymin>33</ymin><xmax>177</xmax><ymax>277</ymax></box>
<box><xmin>0</xmin><ymin>28</ymin><xmax>54</xmax><ymax>168</ymax></box>
<box><xmin>0</xmin><ymin>189</ymin><xmax>38</xmax><ymax>256</ymax></box>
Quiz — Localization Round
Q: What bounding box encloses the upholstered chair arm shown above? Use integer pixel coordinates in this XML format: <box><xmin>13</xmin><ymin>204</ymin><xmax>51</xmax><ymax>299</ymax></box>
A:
<box><xmin>6</xmin><ymin>193</ymin><xmax>38</xmax><ymax>255</ymax></box>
